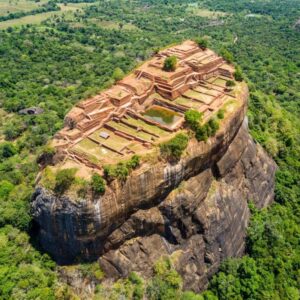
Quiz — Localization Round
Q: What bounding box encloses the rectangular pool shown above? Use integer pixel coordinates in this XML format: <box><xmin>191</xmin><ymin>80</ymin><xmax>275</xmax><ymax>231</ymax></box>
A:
<box><xmin>142</xmin><ymin>105</ymin><xmax>182</xmax><ymax>127</ymax></box>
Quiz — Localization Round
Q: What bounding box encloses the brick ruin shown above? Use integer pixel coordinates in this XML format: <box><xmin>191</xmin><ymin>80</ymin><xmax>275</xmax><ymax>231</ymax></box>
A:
<box><xmin>51</xmin><ymin>40</ymin><xmax>238</xmax><ymax>170</ymax></box>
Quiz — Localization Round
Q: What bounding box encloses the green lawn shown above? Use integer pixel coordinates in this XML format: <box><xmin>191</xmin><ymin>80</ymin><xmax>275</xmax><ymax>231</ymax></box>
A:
<box><xmin>183</xmin><ymin>90</ymin><xmax>214</xmax><ymax>104</ymax></box>
<box><xmin>124</xmin><ymin>116</ymin><xmax>169</xmax><ymax>137</ymax></box>
<box><xmin>174</xmin><ymin>97</ymin><xmax>202</xmax><ymax>109</ymax></box>
<box><xmin>107</xmin><ymin>121</ymin><xmax>154</xmax><ymax>142</ymax></box>
<box><xmin>193</xmin><ymin>85</ymin><xmax>219</xmax><ymax>97</ymax></box>
<box><xmin>213</xmin><ymin>78</ymin><xmax>227</xmax><ymax>87</ymax></box>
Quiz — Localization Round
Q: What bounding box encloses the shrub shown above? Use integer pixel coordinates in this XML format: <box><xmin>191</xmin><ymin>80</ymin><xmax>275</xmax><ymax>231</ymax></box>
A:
<box><xmin>195</xmin><ymin>124</ymin><xmax>209</xmax><ymax>142</ymax></box>
<box><xmin>217</xmin><ymin>109</ymin><xmax>225</xmax><ymax>119</ymax></box>
<box><xmin>181</xmin><ymin>291</ymin><xmax>204</xmax><ymax>300</ymax></box>
<box><xmin>226</xmin><ymin>80</ymin><xmax>236</xmax><ymax>88</ymax></box>
<box><xmin>234</xmin><ymin>66</ymin><xmax>243</xmax><ymax>82</ymax></box>
<box><xmin>104</xmin><ymin>162</ymin><xmax>129</xmax><ymax>182</ymax></box>
<box><xmin>0</xmin><ymin>142</ymin><xmax>17</xmax><ymax>161</ymax></box>
<box><xmin>0</xmin><ymin>180</ymin><xmax>14</xmax><ymax>199</ymax></box>
<box><xmin>184</xmin><ymin>109</ymin><xmax>203</xmax><ymax>130</ymax></box>
<box><xmin>129</xmin><ymin>272</ymin><xmax>144</xmax><ymax>300</ymax></box>
<box><xmin>163</xmin><ymin>56</ymin><xmax>177</xmax><ymax>72</ymax></box>
<box><xmin>112</xmin><ymin>67</ymin><xmax>125</xmax><ymax>81</ymax></box>
<box><xmin>208</xmin><ymin>119</ymin><xmax>220</xmax><ymax>136</ymax></box>
<box><xmin>147</xmin><ymin>257</ymin><xmax>182</xmax><ymax>300</ymax></box>
<box><xmin>104</xmin><ymin>155</ymin><xmax>140</xmax><ymax>182</ymax></box>
<box><xmin>54</xmin><ymin>168</ymin><xmax>76</xmax><ymax>194</ymax></box>
<box><xmin>76</xmin><ymin>179</ymin><xmax>89</xmax><ymax>198</ymax></box>
<box><xmin>195</xmin><ymin>37</ymin><xmax>208</xmax><ymax>50</ymax></box>
<box><xmin>126</xmin><ymin>154</ymin><xmax>140</xmax><ymax>169</ymax></box>
<box><xmin>79</xmin><ymin>262</ymin><xmax>104</xmax><ymax>281</ymax></box>
<box><xmin>91</xmin><ymin>173</ymin><xmax>106</xmax><ymax>194</ymax></box>
<box><xmin>37</xmin><ymin>146</ymin><xmax>56</xmax><ymax>165</ymax></box>
<box><xmin>160</xmin><ymin>133</ymin><xmax>189</xmax><ymax>160</ymax></box>
<box><xmin>220</xmin><ymin>48</ymin><xmax>234</xmax><ymax>63</ymax></box>
<box><xmin>194</xmin><ymin>118</ymin><xmax>220</xmax><ymax>141</ymax></box>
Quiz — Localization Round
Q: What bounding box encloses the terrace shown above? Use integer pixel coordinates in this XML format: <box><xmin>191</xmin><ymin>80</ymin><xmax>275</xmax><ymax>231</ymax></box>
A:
<box><xmin>50</xmin><ymin>40</ymin><xmax>240</xmax><ymax>174</ymax></box>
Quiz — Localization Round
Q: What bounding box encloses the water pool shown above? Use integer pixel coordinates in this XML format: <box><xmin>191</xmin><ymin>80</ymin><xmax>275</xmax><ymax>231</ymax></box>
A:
<box><xmin>142</xmin><ymin>105</ymin><xmax>181</xmax><ymax>126</ymax></box>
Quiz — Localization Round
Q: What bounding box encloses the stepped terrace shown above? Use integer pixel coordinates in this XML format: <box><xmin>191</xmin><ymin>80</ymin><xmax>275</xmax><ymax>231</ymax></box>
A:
<box><xmin>49</xmin><ymin>40</ymin><xmax>242</xmax><ymax>176</ymax></box>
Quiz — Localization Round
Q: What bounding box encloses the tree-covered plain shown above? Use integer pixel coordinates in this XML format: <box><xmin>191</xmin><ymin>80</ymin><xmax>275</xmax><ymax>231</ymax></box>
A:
<box><xmin>0</xmin><ymin>0</ymin><xmax>299</xmax><ymax>298</ymax></box>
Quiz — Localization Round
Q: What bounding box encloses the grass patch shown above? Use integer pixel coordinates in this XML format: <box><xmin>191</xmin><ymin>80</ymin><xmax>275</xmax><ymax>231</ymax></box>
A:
<box><xmin>108</xmin><ymin>121</ymin><xmax>154</xmax><ymax>142</ymax></box>
<box><xmin>0</xmin><ymin>0</ymin><xmax>48</xmax><ymax>17</ymax></box>
<box><xmin>187</xmin><ymin>6</ymin><xmax>227</xmax><ymax>19</ymax></box>
<box><xmin>125</xmin><ymin>117</ymin><xmax>169</xmax><ymax>137</ymax></box>
<box><xmin>0</xmin><ymin>2</ymin><xmax>91</xmax><ymax>29</ymax></box>
<box><xmin>184</xmin><ymin>90</ymin><xmax>213</xmax><ymax>104</ymax></box>
<box><xmin>159</xmin><ymin>133</ymin><xmax>189</xmax><ymax>161</ymax></box>
<box><xmin>213</xmin><ymin>78</ymin><xmax>227</xmax><ymax>87</ymax></box>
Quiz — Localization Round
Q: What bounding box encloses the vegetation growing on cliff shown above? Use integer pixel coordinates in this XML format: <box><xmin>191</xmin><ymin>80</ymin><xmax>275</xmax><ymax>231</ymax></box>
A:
<box><xmin>104</xmin><ymin>155</ymin><xmax>140</xmax><ymax>181</ymax></box>
<box><xmin>91</xmin><ymin>173</ymin><xmax>106</xmax><ymax>194</ymax></box>
<box><xmin>195</xmin><ymin>37</ymin><xmax>209</xmax><ymax>50</ymax></box>
<box><xmin>159</xmin><ymin>133</ymin><xmax>189</xmax><ymax>161</ymax></box>
<box><xmin>0</xmin><ymin>0</ymin><xmax>299</xmax><ymax>298</ymax></box>
<box><xmin>184</xmin><ymin>109</ymin><xmax>221</xmax><ymax>142</ymax></box>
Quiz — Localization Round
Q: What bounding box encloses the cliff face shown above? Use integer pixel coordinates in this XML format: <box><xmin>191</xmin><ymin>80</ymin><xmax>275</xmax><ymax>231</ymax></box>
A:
<box><xmin>31</xmin><ymin>86</ymin><xmax>276</xmax><ymax>291</ymax></box>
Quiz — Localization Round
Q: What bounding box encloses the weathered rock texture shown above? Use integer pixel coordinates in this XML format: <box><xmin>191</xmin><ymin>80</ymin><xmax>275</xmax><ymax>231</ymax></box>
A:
<box><xmin>32</xmin><ymin>89</ymin><xmax>276</xmax><ymax>291</ymax></box>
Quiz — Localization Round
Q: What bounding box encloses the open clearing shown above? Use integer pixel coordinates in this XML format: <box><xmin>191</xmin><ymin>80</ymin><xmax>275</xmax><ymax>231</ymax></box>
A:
<box><xmin>88</xmin><ymin>19</ymin><xmax>139</xmax><ymax>31</ymax></box>
<box><xmin>187</xmin><ymin>6</ymin><xmax>227</xmax><ymax>19</ymax></box>
<box><xmin>0</xmin><ymin>2</ymin><xmax>91</xmax><ymax>29</ymax></box>
<box><xmin>0</xmin><ymin>0</ymin><xmax>48</xmax><ymax>17</ymax></box>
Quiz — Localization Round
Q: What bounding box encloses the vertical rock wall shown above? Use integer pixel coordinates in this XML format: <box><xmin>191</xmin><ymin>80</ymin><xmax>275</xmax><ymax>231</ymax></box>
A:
<box><xmin>31</xmin><ymin>85</ymin><xmax>277</xmax><ymax>291</ymax></box>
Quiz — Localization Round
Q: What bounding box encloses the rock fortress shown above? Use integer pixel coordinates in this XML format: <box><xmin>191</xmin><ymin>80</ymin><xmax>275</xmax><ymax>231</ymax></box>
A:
<box><xmin>32</xmin><ymin>40</ymin><xmax>277</xmax><ymax>292</ymax></box>
<box><xmin>51</xmin><ymin>40</ymin><xmax>238</xmax><ymax>171</ymax></box>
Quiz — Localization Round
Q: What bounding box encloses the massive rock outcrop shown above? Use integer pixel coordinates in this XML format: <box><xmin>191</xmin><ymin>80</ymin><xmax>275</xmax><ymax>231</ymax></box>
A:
<box><xmin>32</xmin><ymin>82</ymin><xmax>276</xmax><ymax>291</ymax></box>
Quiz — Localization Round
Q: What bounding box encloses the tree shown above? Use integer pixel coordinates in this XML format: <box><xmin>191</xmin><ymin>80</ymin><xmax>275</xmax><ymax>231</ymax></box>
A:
<box><xmin>195</xmin><ymin>124</ymin><xmax>208</xmax><ymax>142</ymax></box>
<box><xmin>217</xmin><ymin>109</ymin><xmax>225</xmax><ymax>119</ymax></box>
<box><xmin>163</xmin><ymin>56</ymin><xmax>177</xmax><ymax>72</ymax></box>
<box><xmin>185</xmin><ymin>109</ymin><xmax>203</xmax><ymax>130</ymax></box>
<box><xmin>126</xmin><ymin>154</ymin><xmax>140</xmax><ymax>169</ymax></box>
<box><xmin>234</xmin><ymin>67</ymin><xmax>243</xmax><ymax>82</ymax></box>
<box><xmin>54</xmin><ymin>168</ymin><xmax>76</xmax><ymax>194</ymax></box>
<box><xmin>0</xmin><ymin>180</ymin><xmax>14</xmax><ymax>199</ymax></box>
<box><xmin>147</xmin><ymin>257</ymin><xmax>182</xmax><ymax>300</ymax></box>
<box><xmin>160</xmin><ymin>133</ymin><xmax>189</xmax><ymax>161</ymax></box>
<box><xmin>91</xmin><ymin>173</ymin><xmax>106</xmax><ymax>194</ymax></box>
<box><xmin>0</xmin><ymin>142</ymin><xmax>17</xmax><ymax>161</ymax></box>
<box><xmin>195</xmin><ymin>37</ymin><xmax>208</xmax><ymax>50</ymax></box>
<box><xmin>208</xmin><ymin>119</ymin><xmax>220</xmax><ymax>136</ymax></box>
<box><xmin>220</xmin><ymin>48</ymin><xmax>234</xmax><ymax>63</ymax></box>
<box><xmin>112</xmin><ymin>67</ymin><xmax>125</xmax><ymax>81</ymax></box>
<box><xmin>226</xmin><ymin>80</ymin><xmax>235</xmax><ymax>88</ymax></box>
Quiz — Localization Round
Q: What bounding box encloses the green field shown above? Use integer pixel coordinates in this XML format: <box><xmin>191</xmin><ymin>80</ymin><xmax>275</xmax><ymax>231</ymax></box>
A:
<box><xmin>0</xmin><ymin>2</ymin><xmax>91</xmax><ymax>29</ymax></box>
<box><xmin>186</xmin><ymin>4</ymin><xmax>227</xmax><ymax>19</ymax></box>
<box><xmin>0</xmin><ymin>0</ymin><xmax>48</xmax><ymax>17</ymax></box>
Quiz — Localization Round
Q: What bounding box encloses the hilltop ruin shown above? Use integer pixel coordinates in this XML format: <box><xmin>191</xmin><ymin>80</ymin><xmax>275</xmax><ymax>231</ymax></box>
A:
<box><xmin>51</xmin><ymin>40</ymin><xmax>238</xmax><ymax>173</ymax></box>
<box><xmin>32</xmin><ymin>41</ymin><xmax>277</xmax><ymax>290</ymax></box>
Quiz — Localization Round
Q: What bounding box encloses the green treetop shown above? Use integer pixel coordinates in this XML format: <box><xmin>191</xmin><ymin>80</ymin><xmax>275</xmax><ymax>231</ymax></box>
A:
<box><xmin>163</xmin><ymin>56</ymin><xmax>177</xmax><ymax>72</ymax></box>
